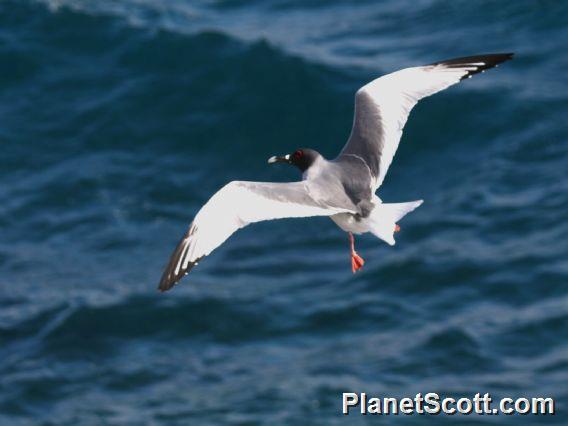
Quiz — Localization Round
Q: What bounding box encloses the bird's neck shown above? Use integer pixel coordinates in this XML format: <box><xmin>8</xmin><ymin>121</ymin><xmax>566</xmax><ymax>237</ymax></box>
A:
<box><xmin>302</xmin><ymin>156</ymin><xmax>325</xmax><ymax>180</ymax></box>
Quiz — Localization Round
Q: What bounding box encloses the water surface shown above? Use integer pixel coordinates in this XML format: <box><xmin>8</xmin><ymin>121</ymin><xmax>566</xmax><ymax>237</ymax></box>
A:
<box><xmin>0</xmin><ymin>0</ymin><xmax>566</xmax><ymax>424</ymax></box>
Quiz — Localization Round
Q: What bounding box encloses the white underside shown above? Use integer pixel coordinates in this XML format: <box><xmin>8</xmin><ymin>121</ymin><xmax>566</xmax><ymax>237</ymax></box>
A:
<box><xmin>331</xmin><ymin>213</ymin><xmax>370</xmax><ymax>234</ymax></box>
<box><xmin>331</xmin><ymin>199</ymin><xmax>423</xmax><ymax>246</ymax></box>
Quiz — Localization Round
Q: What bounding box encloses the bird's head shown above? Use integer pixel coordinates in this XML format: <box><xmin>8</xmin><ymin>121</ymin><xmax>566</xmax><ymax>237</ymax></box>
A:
<box><xmin>267</xmin><ymin>148</ymin><xmax>320</xmax><ymax>173</ymax></box>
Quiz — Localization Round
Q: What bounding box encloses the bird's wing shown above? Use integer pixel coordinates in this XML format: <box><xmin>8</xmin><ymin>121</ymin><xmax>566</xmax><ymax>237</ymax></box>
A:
<box><xmin>158</xmin><ymin>180</ymin><xmax>354</xmax><ymax>291</ymax></box>
<box><xmin>339</xmin><ymin>53</ymin><xmax>513</xmax><ymax>191</ymax></box>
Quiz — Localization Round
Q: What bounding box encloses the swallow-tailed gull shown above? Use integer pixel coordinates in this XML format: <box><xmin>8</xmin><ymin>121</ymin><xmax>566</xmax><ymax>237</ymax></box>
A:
<box><xmin>158</xmin><ymin>53</ymin><xmax>513</xmax><ymax>292</ymax></box>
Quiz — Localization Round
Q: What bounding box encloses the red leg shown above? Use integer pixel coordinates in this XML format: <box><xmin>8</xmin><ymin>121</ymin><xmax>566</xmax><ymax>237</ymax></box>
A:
<box><xmin>394</xmin><ymin>224</ymin><xmax>401</xmax><ymax>233</ymax></box>
<box><xmin>348</xmin><ymin>232</ymin><xmax>365</xmax><ymax>273</ymax></box>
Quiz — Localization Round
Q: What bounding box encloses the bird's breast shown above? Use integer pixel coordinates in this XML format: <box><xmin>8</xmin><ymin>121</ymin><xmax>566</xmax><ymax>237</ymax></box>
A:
<box><xmin>330</xmin><ymin>213</ymin><xmax>369</xmax><ymax>235</ymax></box>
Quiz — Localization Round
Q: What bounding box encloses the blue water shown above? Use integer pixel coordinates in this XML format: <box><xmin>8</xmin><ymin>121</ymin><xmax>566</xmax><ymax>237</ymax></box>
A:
<box><xmin>1</xmin><ymin>0</ymin><xmax>566</xmax><ymax>424</ymax></box>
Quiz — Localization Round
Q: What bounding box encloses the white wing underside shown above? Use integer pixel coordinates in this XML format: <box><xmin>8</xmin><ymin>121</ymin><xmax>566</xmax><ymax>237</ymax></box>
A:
<box><xmin>341</xmin><ymin>54</ymin><xmax>513</xmax><ymax>191</ymax></box>
<box><xmin>158</xmin><ymin>180</ymin><xmax>352</xmax><ymax>291</ymax></box>
<box><xmin>181</xmin><ymin>181</ymin><xmax>349</xmax><ymax>269</ymax></box>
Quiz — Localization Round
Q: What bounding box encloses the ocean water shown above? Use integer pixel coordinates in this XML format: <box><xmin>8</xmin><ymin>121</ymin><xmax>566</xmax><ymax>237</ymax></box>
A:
<box><xmin>1</xmin><ymin>0</ymin><xmax>567</xmax><ymax>424</ymax></box>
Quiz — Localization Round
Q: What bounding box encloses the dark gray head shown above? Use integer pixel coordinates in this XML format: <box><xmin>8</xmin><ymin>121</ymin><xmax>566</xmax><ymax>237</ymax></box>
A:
<box><xmin>267</xmin><ymin>148</ymin><xmax>321</xmax><ymax>173</ymax></box>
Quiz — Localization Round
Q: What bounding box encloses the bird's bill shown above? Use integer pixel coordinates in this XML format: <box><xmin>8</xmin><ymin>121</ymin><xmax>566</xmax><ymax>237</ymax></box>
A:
<box><xmin>267</xmin><ymin>154</ymin><xmax>291</xmax><ymax>164</ymax></box>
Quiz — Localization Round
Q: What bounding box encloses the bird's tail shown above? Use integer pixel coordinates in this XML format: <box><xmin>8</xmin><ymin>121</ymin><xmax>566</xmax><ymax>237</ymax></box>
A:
<box><xmin>368</xmin><ymin>200</ymin><xmax>423</xmax><ymax>246</ymax></box>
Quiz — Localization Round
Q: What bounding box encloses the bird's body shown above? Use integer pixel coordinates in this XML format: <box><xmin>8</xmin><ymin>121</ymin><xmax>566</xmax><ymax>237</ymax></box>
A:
<box><xmin>300</xmin><ymin>154</ymin><xmax>373</xmax><ymax>217</ymax></box>
<box><xmin>332</xmin><ymin>207</ymin><xmax>377</xmax><ymax>235</ymax></box>
<box><xmin>300</xmin><ymin>154</ymin><xmax>403</xmax><ymax>237</ymax></box>
<box><xmin>158</xmin><ymin>53</ymin><xmax>513</xmax><ymax>292</ymax></box>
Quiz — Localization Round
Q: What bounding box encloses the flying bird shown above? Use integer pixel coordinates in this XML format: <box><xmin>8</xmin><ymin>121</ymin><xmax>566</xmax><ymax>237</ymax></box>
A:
<box><xmin>158</xmin><ymin>53</ymin><xmax>513</xmax><ymax>292</ymax></box>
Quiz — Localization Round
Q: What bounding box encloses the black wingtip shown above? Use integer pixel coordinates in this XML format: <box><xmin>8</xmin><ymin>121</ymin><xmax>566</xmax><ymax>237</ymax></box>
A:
<box><xmin>432</xmin><ymin>53</ymin><xmax>514</xmax><ymax>80</ymax></box>
<box><xmin>158</xmin><ymin>254</ymin><xmax>200</xmax><ymax>293</ymax></box>
<box><xmin>157</xmin><ymin>224</ymin><xmax>202</xmax><ymax>293</ymax></box>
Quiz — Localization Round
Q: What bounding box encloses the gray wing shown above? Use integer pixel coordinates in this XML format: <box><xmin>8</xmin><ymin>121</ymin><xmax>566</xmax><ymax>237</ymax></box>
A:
<box><xmin>158</xmin><ymin>180</ymin><xmax>354</xmax><ymax>292</ymax></box>
<box><xmin>339</xmin><ymin>53</ymin><xmax>514</xmax><ymax>190</ymax></box>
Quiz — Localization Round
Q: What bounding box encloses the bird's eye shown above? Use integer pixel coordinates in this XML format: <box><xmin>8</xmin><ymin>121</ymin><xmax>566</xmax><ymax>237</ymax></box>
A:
<box><xmin>293</xmin><ymin>150</ymin><xmax>303</xmax><ymax>159</ymax></box>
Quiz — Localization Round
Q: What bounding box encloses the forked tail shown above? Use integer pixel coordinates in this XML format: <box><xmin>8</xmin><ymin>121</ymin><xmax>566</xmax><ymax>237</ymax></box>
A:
<box><xmin>369</xmin><ymin>200</ymin><xmax>423</xmax><ymax>246</ymax></box>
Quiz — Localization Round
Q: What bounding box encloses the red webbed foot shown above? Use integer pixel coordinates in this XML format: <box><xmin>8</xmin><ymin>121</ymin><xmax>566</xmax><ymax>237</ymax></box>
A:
<box><xmin>351</xmin><ymin>252</ymin><xmax>365</xmax><ymax>273</ymax></box>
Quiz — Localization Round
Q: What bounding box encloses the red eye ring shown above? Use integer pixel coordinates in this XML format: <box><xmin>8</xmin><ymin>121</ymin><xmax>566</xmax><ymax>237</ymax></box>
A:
<box><xmin>293</xmin><ymin>150</ymin><xmax>303</xmax><ymax>159</ymax></box>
